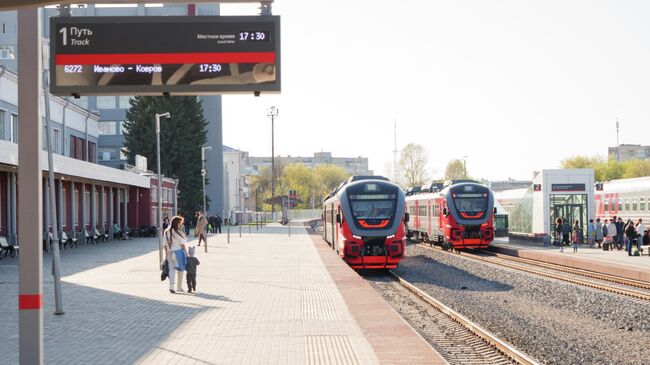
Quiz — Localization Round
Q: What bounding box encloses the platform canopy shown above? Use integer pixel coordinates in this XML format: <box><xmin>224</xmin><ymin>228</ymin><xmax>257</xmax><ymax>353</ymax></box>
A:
<box><xmin>0</xmin><ymin>0</ymin><xmax>272</xmax><ymax>11</ymax></box>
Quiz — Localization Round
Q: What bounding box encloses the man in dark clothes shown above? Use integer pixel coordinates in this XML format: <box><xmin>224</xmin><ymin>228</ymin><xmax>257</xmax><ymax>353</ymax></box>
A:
<box><xmin>215</xmin><ymin>214</ymin><xmax>223</xmax><ymax>234</ymax></box>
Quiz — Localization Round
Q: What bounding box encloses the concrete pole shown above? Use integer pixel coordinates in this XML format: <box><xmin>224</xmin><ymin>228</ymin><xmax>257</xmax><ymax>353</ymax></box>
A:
<box><xmin>18</xmin><ymin>7</ymin><xmax>43</xmax><ymax>364</ymax></box>
<box><xmin>108</xmin><ymin>187</ymin><xmax>114</xmax><ymax>239</ymax></box>
<box><xmin>99</xmin><ymin>185</ymin><xmax>105</xmax><ymax>236</ymax></box>
<box><xmin>116</xmin><ymin>188</ymin><xmax>121</xmax><ymax>229</ymax></box>
<box><xmin>124</xmin><ymin>188</ymin><xmax>129</xmax><ymax>230</ymax></box>
<box><xmin>90</xmin><ymin>184</ymin><xmax>96</xmax><ymax>235</ymax></box>
<box><xmin>57</xmin><ymin>180</ymin><xmax>63</xmax><ymax>236</ymax></box>
<box><xmin>69</xmin><ymin>181</ymin><xmax>75</xmax><ymax>235</ymax></box>
<box><xmin>80</xmin><ymin>183</ymin><xmax>86</xmax><ymax>234</ymax></box>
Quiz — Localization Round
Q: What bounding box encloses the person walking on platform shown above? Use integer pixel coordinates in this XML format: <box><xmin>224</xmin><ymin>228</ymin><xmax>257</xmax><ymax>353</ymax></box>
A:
<box><xmin>555</xmin><ymin>218</ymin><xmax>563</xmax><ymax>247</ymax></box>
<box><xmin>215</xmin><ymin>214</ymin><xmax>223</xmax><ymax>234</ymax></box>
<box><xmin>196</xmin><ymin>211</ymin><xmax>208</xmax><ymax>247</ymax></box>
<box><xmin>185</xmin><ymin>246</ymin><xmax>200</xmax><ymax>294</ymax></box>
<box><xmin>615</xmin><ymin>217</ymin><xmax>625</xmax><ymax>250</ymax></box>
<box><xmin>572</xmin><ymin>220</ymin><xmax>582</xmax><ymax>253</ymax></box>
<box><xmin>605</xmin><ymin>219</ymin><xmax>617</xmax><ymax>251</ymax></box>
<box><xmin>625</xmin><ymin>219</ymin><xmax>636</xmax><ymax>256</ymax></box>
<box><xmin>636</xmin><ymin>219</ymin><xmax>645</xmax><ymax>253</ymax></box>
<box><xmin>562</xmin><ymin>218</ymin><xmax>572</xmax><ymax>246</ymax></box>
<box><xmin>595</xmin><ymin>218</ymin><xmax>604</xmax><ymax>248</ymax></box>
<box><xmin>164</xmin><ymin>216</ymin><xmax>188</xmax><ymax>293</ymax></box>
<box><xmin>587</xmin><ymin>219</ymin><xmax>596</xmax><ymax>248</ymax></box>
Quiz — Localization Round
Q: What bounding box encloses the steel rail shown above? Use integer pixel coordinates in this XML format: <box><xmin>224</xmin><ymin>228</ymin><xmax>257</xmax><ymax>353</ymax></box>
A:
<box><xmin>416</xmin><ymin>243</ymin><xmax>650</xmax><ymax>302</ymax></box>
<box><xmin>389</xmin><ymin>271</ymin><xmax>540</xmax><ymax>365</ymax></box>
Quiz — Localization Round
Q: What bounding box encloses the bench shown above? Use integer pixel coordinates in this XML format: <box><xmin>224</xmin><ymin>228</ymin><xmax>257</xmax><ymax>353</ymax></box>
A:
<box><xmin>0</xmin><ymin>236</ymin><xmax>18</xmax><ymax>258</ymax></box>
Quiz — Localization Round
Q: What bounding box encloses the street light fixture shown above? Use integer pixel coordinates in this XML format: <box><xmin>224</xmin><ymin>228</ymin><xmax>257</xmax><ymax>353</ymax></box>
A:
<box><xmin>267</xmin><ymin>106</ymin><xmax>279</xmax><ymax>218</ymax></box>
<box><xmin>155</xmin><ymin>112</ymin><xmax>170</xmax><ymax>265</ymax></box>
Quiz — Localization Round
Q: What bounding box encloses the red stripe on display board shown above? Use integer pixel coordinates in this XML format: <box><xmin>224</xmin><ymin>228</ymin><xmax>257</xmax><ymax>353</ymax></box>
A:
<box><xmin>19</xmin><ymin>294</ymin><xmax>43</xmax><ymax>310</ymax></box>
<box><xmin>55</xmin><ymin>52</ymin><xmax>276</xmax><ymax>65</ymax></box>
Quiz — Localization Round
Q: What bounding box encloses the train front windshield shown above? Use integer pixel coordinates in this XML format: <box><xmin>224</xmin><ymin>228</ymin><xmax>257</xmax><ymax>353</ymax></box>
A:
<box><xmin>347</xmin><ymin>182</ymin><xmax>397</xmax><ymax>229</ymax></box>
<box><xmin>453</xmin><ymin>194</ymin><xmax>488</xmax><ymax>213</ymax></box>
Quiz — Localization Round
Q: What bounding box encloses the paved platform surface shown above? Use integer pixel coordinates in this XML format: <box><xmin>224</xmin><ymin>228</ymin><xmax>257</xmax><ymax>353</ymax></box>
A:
<box><xmin>493</xmin><ymin>238</ymin><xmax>650</xmax><ymax>282</ymax></box>
<box><xmin>0</xmin><ymin>224</ymin><xmax>444</xmax><ymax>364</ymax></box>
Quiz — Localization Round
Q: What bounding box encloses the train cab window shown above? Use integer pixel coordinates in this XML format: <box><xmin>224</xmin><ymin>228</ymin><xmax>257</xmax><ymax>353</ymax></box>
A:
<box><xmin>452</xmin><ymin>193</ymin><xmax>488</xmax><ymax>213</ymax></box>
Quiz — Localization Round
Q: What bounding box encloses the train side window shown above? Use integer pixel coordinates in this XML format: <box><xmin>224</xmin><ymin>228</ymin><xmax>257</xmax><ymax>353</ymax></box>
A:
<box><xmin>618</xmin><ymin>199</ymin><xmax>623</xmax><ymax>211</ymax></box>
<box><xmin>604</xmin><ymin>202</ymin><xmax>609</xmax><ymax>212</ymax></box>
<box><xmin>625</xmin><ymin>199</ymin><xmax>630</xmax><ymax>212</ymax></box>
<box><xmin>632</xmin><ymin>199</ymin><xmax>638</xmax><ymax>211</ymax></box>
<box><xmin>641</xmin><ymin>198</ymin><xmax>646</xmax><ymax>211</ymax></box>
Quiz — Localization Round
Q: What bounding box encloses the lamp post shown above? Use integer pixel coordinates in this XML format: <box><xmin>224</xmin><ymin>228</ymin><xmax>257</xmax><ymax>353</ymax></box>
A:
<box><xmin>201</xmin><ymin>145</ymin><xmax>212</xmax><ymax>253</ymax></box>
<box><xmin>201</xmin><ymin>146</ymin><xmax>212</xmax><ymax>215</ymax></box>
<box><xmin>267</xmin><ymin>106</ymin><xmax>279</xmax><ymax>219</ymax></box>
<box><xmin>155</xmin><ymin>112</ymin><xmax>170</xmax><ymax>264</ymax></box>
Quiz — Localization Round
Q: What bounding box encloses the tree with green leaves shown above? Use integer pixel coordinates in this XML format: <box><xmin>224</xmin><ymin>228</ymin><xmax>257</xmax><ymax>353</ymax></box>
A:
<box><xmin>444</xmin><ymin>159</ymin><xmax>467</xmax><ymax>180</ymax></box>
<box><xmin>123</xmin><ymin>96</ymin><xmax>208</xmax><ymax>218</ymax></box>
<box><xmin>398</xmin><ymin>143</ymin><xmax>429</xmax><ymax>188</ymax></box>
<box><xmin>314</xmin><ymin>164</ymin><xmax>349</xmax><ymax>198</ymax></box>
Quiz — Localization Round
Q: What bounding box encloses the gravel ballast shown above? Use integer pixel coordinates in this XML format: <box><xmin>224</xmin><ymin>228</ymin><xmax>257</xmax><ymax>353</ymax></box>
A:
<box><xmin>375</xmin><ymin>243</ymin><xmax>650</xmax><ymax>365</ymax></box>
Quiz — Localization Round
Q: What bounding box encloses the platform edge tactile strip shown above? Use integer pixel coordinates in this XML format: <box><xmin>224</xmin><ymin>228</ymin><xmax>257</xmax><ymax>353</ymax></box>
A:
<box><xmin>305</xmin><ymin>335</ymin><xmax>359</xmax><ymax>365</ymax></box>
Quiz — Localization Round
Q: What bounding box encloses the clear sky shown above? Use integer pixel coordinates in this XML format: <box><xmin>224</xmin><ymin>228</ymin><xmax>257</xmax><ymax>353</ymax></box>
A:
<box><xmin>219</xmin><ymin>1</ymin><xmax>650</xmax><ymax>181</ymax></box>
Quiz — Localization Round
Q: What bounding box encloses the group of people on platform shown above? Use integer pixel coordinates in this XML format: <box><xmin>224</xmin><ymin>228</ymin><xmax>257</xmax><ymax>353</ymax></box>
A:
<box><xmin>160</xmin><ymin>211</ymin><xmax>223</xmax><ymax>294</ymax></box>
<box><xmin>554</xmin><ymin>216</ymin><xmax>648</xmax><ymax>255</ymax></box>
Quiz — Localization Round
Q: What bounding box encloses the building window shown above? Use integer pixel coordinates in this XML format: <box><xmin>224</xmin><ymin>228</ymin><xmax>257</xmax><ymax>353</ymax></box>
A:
<box><xmin>98</xmin><ymin>147</ymin><xmax>118</xmax><ymax>161</ymax></box>
<box><xmin>71</xmin><ymin>136</ymin><xmax>85</xmax><ymax>160</ymax></box>
<box><xmin>10</xmin><ymin>113</ymin><xmax>18</xmax><ymax>143</ymax></box>
<box><xmin>118</xmin><ymin>96</ymin><xmax>132</xmax><ymax>109</ymax></box>
<box><xmin>88</xmin><ymin>142</ymin><xmax>96</xmax><ymax>163</ymax></box>
<box><xmin>96</xmin><ymin>96</ymin><xmax>116</xmax><ymax>109</ymax></box>
<box><xmin>53</xmin><ymin>128</ymin><xmax>61</xmax><ymax>154</ymax></box>
<box><xmin>151</xmin><ymin>186</ymin><xmax>157</xmax><ymax>202</ymax></box>
<box><xmin>0</xmin><ymin>46</ymin><xmax>15</xmax><ymax>60</ymax></box>
<box><xmin>98</xmin><ymin>121</ymin><xmax>117</xmax><ymax>135</ymax></box>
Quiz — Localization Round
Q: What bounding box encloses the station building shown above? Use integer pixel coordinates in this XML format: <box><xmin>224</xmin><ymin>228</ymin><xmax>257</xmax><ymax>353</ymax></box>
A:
<box><xmin>496</xmin><ymin>169</ymin><xmax>595</xmax><ymax>243</ymax></box>
<box><xmin>0</xmin><ymin>66</ymin><xmax>177</xmax><ymax>246</ymax></box>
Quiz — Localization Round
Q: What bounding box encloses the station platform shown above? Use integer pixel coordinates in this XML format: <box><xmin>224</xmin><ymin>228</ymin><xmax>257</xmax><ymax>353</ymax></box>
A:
<box><xmin>0</xmin><ymin>224</ymin><xmax>445</xmax><ymax>365</ymax></box>
<box><xmin>492</xmin><ymin>237</ymin><xmax>650</xmax><ymax>283</ymax></box>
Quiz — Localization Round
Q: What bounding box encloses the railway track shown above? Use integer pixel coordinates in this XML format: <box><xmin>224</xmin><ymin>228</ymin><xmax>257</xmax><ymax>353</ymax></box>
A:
<box><xmin>387</xmin><ymin>271</ymin><xmax>539</xmax><ymax>365</ymax></box>
<box><xmin>416</xmin><ymin>242</ymin><xmax>650</xmax><ymax>302</ymax></box>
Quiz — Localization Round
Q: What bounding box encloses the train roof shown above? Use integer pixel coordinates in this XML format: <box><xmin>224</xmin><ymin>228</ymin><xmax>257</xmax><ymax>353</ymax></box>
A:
<box><xmin>324</xmin><ymin>175</ymin><xmax>391</xmax><ymax>200</ymax></box>
<box><xmin>600</xmin><ymin>176</ymin><xmax>650</xmax><ymax>194</ymax></box>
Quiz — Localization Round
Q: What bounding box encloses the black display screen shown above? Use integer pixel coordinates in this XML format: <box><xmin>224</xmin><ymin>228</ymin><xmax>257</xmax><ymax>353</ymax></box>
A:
<box><xmin>50</xmin><ymin>16</ymin><xmax>281</xmax><ymax>96</ymax></box>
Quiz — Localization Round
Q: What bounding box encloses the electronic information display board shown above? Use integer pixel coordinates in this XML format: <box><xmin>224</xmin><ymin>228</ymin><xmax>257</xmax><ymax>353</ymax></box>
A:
<box><xmin>50</xmin><ymin>16</ymin><xmax>280</xmax><ymax>96</ymax></box>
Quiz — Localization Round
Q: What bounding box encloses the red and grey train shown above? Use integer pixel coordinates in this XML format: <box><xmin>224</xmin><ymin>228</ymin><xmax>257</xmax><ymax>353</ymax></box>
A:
<box><xmin>406</xmin><ymin>180</ymin><xmax>496</xmax><ymax>249</ymax></box>
<box><xmin>323</xmin><ymin>176</ymin><xmax>407</xmax><ymax>269</ymax></box>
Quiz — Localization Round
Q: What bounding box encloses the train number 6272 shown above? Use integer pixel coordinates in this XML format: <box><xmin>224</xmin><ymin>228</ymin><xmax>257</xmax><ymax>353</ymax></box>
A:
<box><xmin>63</xmin><ymin>65</ymin><xmax>83</xmax><ymax>73</ymax></box>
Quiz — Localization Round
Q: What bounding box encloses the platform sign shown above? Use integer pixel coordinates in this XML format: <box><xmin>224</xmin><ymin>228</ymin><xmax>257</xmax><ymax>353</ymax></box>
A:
<box><xmin>551</xmin><ymin>183</ymin><xmax>586</xmax><ymax>192</ymax></box>
<box><xmin>49</xmin><ymin>16</ymin><xmax>281</xmax><ymax>96</ymax></box>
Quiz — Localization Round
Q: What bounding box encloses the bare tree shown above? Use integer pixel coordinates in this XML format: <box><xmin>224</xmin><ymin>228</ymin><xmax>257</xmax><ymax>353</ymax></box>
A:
<box><xmin>398</xmin><ymin>143</ymin><xmax>429</xmax><ymax>188</ymax></box>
